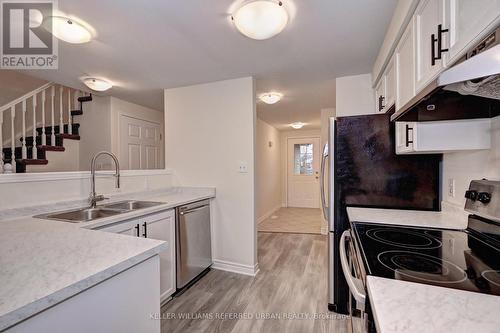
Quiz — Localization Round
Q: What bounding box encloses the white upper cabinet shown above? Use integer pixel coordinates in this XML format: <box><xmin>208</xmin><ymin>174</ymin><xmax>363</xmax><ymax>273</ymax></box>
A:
<box><xmin>395</xmin><ymin>20</ymin><xmax>416</xmax><ymax>111</ymax></box>
<box><xmin>384</xmin><ymin>57</ymin><xmax>396</xmax><ymax>111</ymax></box>
<box><xmin>415</xmin><ymin>0</ymin><xmax>447</xmax><ymax>92</ymax></box>
<box><xmin>374</xmin><ymin>56</ymin><xmax>396</xmax><ymax>113</ymax></box>
<box><xmin>446</xmin><ymin>0</ymin><xmax>500</xmax><ymax>63</ymax></box>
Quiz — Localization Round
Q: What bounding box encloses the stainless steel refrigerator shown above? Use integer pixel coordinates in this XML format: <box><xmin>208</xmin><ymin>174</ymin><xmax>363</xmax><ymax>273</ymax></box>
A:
<box><xmin>320</xmin><ymin>113</ymin><xmax>441</xmax><ymax>314</ymax></box>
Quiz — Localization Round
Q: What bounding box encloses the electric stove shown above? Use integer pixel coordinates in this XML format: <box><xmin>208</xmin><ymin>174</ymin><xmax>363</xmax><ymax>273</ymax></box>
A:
<box><xmin>351</xmin><ymin>179</ymin><xmax>500</xmax><ymax>297</ymax></box>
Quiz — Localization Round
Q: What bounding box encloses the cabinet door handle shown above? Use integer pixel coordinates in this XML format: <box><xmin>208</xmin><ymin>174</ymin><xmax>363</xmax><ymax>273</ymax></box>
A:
<box><xmin>142</xmin><ymin>222</ymin><xmax>147</xmax><ymax>238</ymax></box>
<box><xmin>405</xmin><ymin>124</ymin><xmax>414</xmax><ymax>147</ymax></box>
<box><xmin>432</xmin><ymin>25</ymin><xmax>449</xmax><ymax>66</ymax></box>
<box><xmin>431</xmin><ymin>33</ymin><xmax>437</xmax><ymax>66</ymax></box>
<box><xmin>437</xmin><ymin>24</ymin><xmax>449</xmax><ymax>58</ymax></box>
<box><xmin>135</xmin><ymin>224</ymin><xmax>140</xmax><ymax>237</ymax></box>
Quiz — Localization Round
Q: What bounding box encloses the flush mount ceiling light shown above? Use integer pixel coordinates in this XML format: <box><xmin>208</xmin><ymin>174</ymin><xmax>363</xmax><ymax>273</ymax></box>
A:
<box><xmin>47</xmin><ymin>16</ymin><xmax>93</xmax><ymax>44</ymax></box>
<box><xmin>82</xmin><ymin>78</ymin><xmax>112</xmax><ymax>92</ymax></box>
<box><xmin>259</xmin><ymin>92</ymin><xmax>283</xmax><ymax>104</ymax></box>
<box><xmin>232</xmin><ymin>0</ymin><xmax>289</xmax><ymax>40</ymax></box>
<box><xmin>290</xmin><ymin>122</ymin><xmax>305</xmax><ymax>129</ymax></box>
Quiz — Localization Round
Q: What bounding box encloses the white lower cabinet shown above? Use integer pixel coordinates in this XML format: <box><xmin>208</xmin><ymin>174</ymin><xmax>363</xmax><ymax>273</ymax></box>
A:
<box><xmin>395</xmin><ymin>118</ymin><xmax>491</xmax><ymax>154</ymax></box>
<box><xmin>6</xmin><ymin>256</ymin><xmax>160</xmax><ymax>333</ymax></box>
<box><xmin>96</xmin><ymin>209</ymin><xmax>176</xmax><ymax>303</ymax></box>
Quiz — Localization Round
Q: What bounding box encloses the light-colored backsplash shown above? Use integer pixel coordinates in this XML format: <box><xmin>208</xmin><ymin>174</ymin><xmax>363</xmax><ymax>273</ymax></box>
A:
<box><xmin>443</xmin><ymin>116</ymin><xmax>500</xmax><ymax>207</ymax></box>
<box><xmin>0</xmin><ymin>171</ymin><xmax>173</xmax><ymax>210</ymax></box>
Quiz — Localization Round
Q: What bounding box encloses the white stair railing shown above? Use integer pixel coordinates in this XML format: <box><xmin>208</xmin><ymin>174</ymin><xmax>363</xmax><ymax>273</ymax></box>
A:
<box><xmin>67</xmin><ymin>89</ymin><xmax>72</xmax><ymax>135</ymax></box>
<box><xmin>51</xmin><ymin>86</ymin><xmax>55</xmax><ymax>146</ymax></box>
<box><xmin>59</xmin><ymin>86</ymin><xmax>64</xmax><ymax>135</ymax></box>
<box><xmin>0</xmin><ymin>82</ymin><xmax>89</xmax><ymax>173</ymax></box>
<box><xmin>41</xmin><ymin>90</ymin><xmax>46</xmax><ymax>146</ymax></box>
<box><xmin>31</xmin><ymin>94</ymin><xmax>37</xmax><ymax>160</ymax></box>
<box><xmin>10</xmin><ymin>106</ymin><xmax>15</xmax><ymax>171</ymax></box>
<box><xmin>21</xmin><ymin>99</ymin><xmax>27</xmax><ymax>160</ymax></box>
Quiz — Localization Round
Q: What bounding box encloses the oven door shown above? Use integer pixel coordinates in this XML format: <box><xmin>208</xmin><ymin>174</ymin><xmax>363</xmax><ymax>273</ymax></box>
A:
<box><xmin>340</xmin><ymin>230</ymin><xmax>368</xmax><ymax>333</ymax></box>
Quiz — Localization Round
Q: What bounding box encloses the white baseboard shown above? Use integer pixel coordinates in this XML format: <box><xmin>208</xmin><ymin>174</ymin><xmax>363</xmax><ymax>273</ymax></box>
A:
<box><xmin>257</xmin><ymin>205</ymin><xmax>282</xmax><ymax>224</ymax></box>
<box><xmin>212</xmin><ymin>259</ymin><xmax>260</xmax><ymax>276</ymax></box>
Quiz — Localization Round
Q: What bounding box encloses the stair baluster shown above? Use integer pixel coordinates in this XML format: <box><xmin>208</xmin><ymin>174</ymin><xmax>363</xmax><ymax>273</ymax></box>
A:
<box><xmin>10</xmin><ymin>106</ymin><xmax>15</xmax><ymax>172</ymax></box>
<box><xmin>21</xmin><ymin>100</ymin><xmax>27</xmax><ymax>160</ymax></box>
<box><xmin>41</xmin><ymin>90</ymin><xmax>46</xmax><ymax>146</ymax></box>
<box><xmin>59</xmin><ymin>86</ymin><xmax>64</xmax><ymax>134</ymax></box>
<box><xmin>51</xmin><ymin>86</ymin><xmax>55</xmax><ymax>146</ymax></box>
<box><xmin>67</xmin><ymin>89</ymin><xmax>72</xmax><ymax>135</ymax></box>
<box><xmin>32</xmin><ymin>94</ymin><xmax>37</xmax><ymax>160</ymax></box>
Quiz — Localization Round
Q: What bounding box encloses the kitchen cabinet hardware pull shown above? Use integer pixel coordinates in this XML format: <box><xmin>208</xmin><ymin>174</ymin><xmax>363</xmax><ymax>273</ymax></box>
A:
<box><xmin>142</xmin><ymin>222</ymin><xmax>147</xmax><ymax>238</ymax></box>
<box><xmin>431</xmin><ymin>33</ymin><xmax>437</xmax><ymax>66</ymax></box>
<box><xmin>432</xmin><ymin>25</ymin><xmax>449</xmax><ymax>66</ymax></box>
<box><xmin>380</xmin><ymin>96</ymin><xmax>385</xmax><ymax>111</ymax></box>
<box><xmin>437</xmin><ymin>24</ymin><xmax>449</xmax><ymax>57</ymax></box>
<box><xmin>135</xmin><ymin>224</ymin><xmax>140</xmax><ymax>237</ymax></box>
<box><xmin>405</xmin><ymin>124</ymin><xmax>414</xmax><ymax>147</ymax></box>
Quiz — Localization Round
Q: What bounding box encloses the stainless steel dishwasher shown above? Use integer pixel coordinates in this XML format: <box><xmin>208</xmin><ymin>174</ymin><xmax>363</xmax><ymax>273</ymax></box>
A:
<box><xmin>175</xmin><ymin>199</ymin><xmax>212</xmax><ymax>290</ymax></box>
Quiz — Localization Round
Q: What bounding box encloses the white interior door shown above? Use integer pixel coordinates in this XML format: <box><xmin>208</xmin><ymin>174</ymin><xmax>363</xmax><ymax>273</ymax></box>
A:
<box><xmin>287</xmin><ymin>137</ymin><xmax>321</xmax><ymax>208</ymax></box>
<box><xmin>120</xmin><ymin>115</ymin><xmax>162</xmax><ymax>170</ymax></box>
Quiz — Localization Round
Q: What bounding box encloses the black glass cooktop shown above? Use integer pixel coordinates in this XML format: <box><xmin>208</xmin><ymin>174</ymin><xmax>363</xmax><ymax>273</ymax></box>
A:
<box><xmin>352</xmin><ymin>223</ymin><xmax>500</xmax><ymax>296</ymax></box>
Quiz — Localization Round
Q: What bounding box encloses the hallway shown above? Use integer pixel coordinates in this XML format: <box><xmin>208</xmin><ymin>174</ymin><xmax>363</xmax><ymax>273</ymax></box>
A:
<box><xmin>161</xmin><ymin>232</ymin><xmax>347</xmax><ymax>333</ymax></box>
<box><xmin>258</xmin><ymin>207</ymin><xmax>324</xmax><ymax>234</ymax></box>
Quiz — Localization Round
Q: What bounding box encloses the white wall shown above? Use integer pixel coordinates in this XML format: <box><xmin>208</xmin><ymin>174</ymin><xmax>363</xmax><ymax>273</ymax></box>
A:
<box><xmin>280</xmin><ymin>129</ymin><xmax>321</xmax><ymax>207</ymax></box>
<box><xmin>443</xmin><ymin>116</ymin><xmax>500</xmax><ymax>207</ymax></box>
<box><xmin>164</xmin><ymin>77</ymin><xmax>257</xmax><ymax>275</ymax></box>
<box><xmin>256</xmin><ymin>119</ymin><xmax>281</xmax><ymax>223</ymax></box>
<box><xmin>336</xmin><ymin>74</ymin><xmax>375</xmax><ymax>117</ymax></box>
<box><xmin>78</xmin><ymin>95</ymin><xmax>112</xmax><ymax>170</ymax></box>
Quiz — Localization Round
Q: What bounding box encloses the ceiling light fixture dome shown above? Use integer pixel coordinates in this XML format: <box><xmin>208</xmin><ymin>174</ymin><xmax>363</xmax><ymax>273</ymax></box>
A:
<box><xmin>232</xmin><ymin>0</ymin><xmax>289</xmax><ymax>40</ymax></box>
<box><xmin>259</xmin><ymin>92</ymin><xmax>283</xmax><ymax>104</ymax></box>
<box><xmin>47</xmin><ymin>16</ymin><xmax>93</xmax><ymax>44</ymax></box>
<box><xmin>290</xmin><ymin>122</ymin><xmax>305</xmax><ymax>129</ymax></box>
<box><xmin>82</xmin><ymin>78</ymin><xmax>112</xmax><ymax>92</ymax></box>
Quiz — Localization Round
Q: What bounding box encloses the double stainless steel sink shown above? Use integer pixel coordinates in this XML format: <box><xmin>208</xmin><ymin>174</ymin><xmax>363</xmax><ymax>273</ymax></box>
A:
<box><xmin>35</xmin><ymin>200</ymin><xmax>165</xmax><ymax>223</ymax></box>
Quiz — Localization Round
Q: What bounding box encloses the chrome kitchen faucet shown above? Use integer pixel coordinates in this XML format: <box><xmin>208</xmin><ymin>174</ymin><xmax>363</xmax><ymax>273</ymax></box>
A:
<box><xmin>89</xmin><ymin>151</ymin><xmax>120</xmax><ymax>208</ymax></box>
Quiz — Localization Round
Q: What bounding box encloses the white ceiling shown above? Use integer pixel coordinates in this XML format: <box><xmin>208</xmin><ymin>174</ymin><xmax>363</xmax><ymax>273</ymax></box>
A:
<box><xmin>23</xmin><ymin>0</ymin><xmax>397</xmax><ymax>130</ymax></box>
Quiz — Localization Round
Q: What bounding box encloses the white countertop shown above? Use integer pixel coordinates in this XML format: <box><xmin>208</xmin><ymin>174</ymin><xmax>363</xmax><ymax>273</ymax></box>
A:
<box><xmin>0</xmin><ymin>187</ymin><xmax>215</xmax><ymax>331</ymax></box>
<box><xmin>347</xmin><ymin>204</ymin><xmax>500</xmax><ymax>332</ymax></box>
<box><xmin>347</xmin><ymin>202</ymin><xmax>469</xmax><ymax>230</ymax></box>
<box><xmin>367</xmin><ymin>276</ymin><xmax>500</xmax><ymax>333</ymax></box>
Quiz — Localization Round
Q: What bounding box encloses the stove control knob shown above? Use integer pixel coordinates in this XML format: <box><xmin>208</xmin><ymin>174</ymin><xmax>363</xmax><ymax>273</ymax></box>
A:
<box><xmin>477</xmin><ymin>192</ymin><xmax>491</xmax><ymax>204</ymax></box>
<box><xmin>465</xmin><ymin>190</ymin><xmax>478</xmax><ymax>201</ymax></box>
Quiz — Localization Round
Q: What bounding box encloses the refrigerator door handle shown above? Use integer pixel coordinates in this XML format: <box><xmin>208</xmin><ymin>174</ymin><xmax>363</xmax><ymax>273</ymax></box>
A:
<box><xmin>339</xmin><ymin>230</ymin><xmax>366</xmax><ymax>305</ymax></box>
<box><xmin>320</xmin><ymin>144</ymin><xmax>329</xmax><ymax>221</ymax></box>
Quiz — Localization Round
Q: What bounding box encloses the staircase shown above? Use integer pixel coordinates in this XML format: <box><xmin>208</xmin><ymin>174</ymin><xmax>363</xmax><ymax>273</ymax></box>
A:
<box><xmin>0</xmin><ymin>83</ymin><xmax>92</xmax><ymax>173</ymax></box>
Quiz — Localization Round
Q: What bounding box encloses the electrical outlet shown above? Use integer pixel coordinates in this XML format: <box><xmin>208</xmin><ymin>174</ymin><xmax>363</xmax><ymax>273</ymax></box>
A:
<box><xmin>238</xmin><ymin>161</ymin><xmax>248</xmax><ymax>173</ymax></box>
<box><xmin>448</xmin><ymin>178</ymin><xmax>455</xmax><ymax>197</ymax></box>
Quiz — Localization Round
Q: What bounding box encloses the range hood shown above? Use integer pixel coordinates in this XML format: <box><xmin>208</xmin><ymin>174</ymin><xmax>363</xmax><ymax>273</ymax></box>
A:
<box><xmin>392</xmin><ymin>27</ymin><xmax>500</xmax><ymax>122</ymax></box>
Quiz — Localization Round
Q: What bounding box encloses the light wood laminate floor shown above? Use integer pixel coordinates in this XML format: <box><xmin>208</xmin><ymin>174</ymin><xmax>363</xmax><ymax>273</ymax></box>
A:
<box><xmin>258</xmin><ymin>208</ymin><xmax>324</xmax><ymax>235</ymax></box>
<box><xmin>161</xmin><ymin>232</ymin><xmax>348</xmax><ymax>333</ymax></box>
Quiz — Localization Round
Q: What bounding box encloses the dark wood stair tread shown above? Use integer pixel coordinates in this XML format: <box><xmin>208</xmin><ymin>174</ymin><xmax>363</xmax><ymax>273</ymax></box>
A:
<box><xmin>56</xmin><ymin>134</ymin><xmax>80</xmax><ymax>140</ymax></box>
<box><xmin>37</xmin><ymin>145</ymin><xmax>65</xmax><ymax>152</ymax></box>
<box><xmin>78</xmin><ymin>95</ymin><xmax>92</xmax><ymax>102</ymax></box>
<box><xmin>17</xmin><ymin>159</ymin><xmax>48</xmax><ymax>165</ymax></box>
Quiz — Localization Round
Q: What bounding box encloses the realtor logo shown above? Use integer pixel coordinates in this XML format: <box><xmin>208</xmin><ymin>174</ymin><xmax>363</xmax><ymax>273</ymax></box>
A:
<box><xmin>1</xmin><ymin>0</ymin><xmax>58</xmax><ymax>69</ymax></box>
